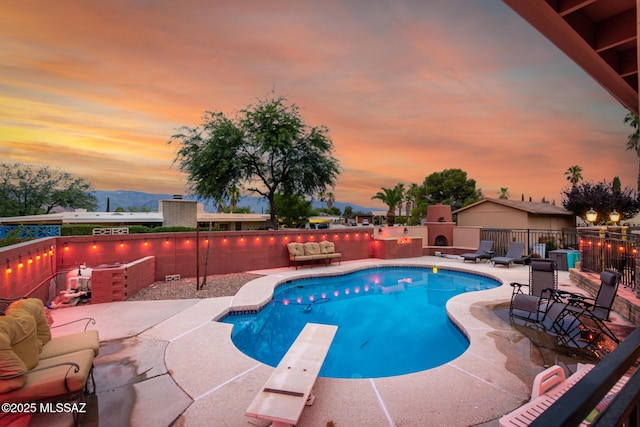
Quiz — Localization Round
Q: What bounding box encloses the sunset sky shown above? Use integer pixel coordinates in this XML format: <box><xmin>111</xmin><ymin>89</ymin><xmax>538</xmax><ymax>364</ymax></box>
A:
<box><xmin>1</xmin><ymin>0</ymin><xmax>636</xmax><ymax>210</ymax></box>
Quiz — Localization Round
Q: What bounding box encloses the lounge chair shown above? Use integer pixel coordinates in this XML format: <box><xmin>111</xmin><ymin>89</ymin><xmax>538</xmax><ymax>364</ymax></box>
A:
<box><xmin>460</xmin><ymin>240</ymin><xmax>494</xmax><ymax>263</ymax></box>
<box><xmin>546</xmin><ymin>270</ymin><xmax>621</xmax><ymax>351</ymax></box>
<box><xmin>491</xmin><ymin>242</ymin><xmax>526</xmax><ymax>268</ymax></box>
<box><xmin>512</xmin><ymin>270</ymin><xmax>620</xmax><ymax>357</ymax></box>
<box><xmin>509</xmin><ymin>259</ymin><xmax>557</xmax><ymax>323</ymax></box>
<box><xmin>499</xmin><ymin>363</ymin><xmax>630</xmax><ymax>426</ymax></box>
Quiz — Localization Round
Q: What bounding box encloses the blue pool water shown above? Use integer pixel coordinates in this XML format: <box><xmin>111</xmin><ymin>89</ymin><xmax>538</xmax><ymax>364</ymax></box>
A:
<box><xmin>222</xmin><ymin>267</ymin><xmax>500</xmax><ymax>378</ymax></box>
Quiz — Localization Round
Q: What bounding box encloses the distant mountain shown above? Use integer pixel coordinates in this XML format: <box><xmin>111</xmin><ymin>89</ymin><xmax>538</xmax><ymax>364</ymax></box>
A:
<box><xmin>92</xmin><ymin>190</ymin><xmax>378</xmax><ymax>214</ymax></box>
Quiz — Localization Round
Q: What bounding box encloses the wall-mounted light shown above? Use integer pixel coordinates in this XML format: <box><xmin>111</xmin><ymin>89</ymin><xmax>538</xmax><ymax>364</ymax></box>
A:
<box><xmin>18</xmin><ymin>257</ymin><xmax>23</xmax><ymax>269</ymax></box>
<box><xmin>5</xmin><ymin>260</ymin><xmax>11</xmax><ymax>274</ymax></box>
<box><xmin>92</xmin><ymin>242</ymin><xmax>97</xmax><ymax>250</ymax></box>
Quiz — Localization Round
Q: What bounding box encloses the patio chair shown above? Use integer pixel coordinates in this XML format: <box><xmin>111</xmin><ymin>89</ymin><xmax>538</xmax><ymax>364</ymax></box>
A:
<box><xmin>546</xmin><ymin>270</ymin><xmax>621</xmax><ymax>349</ymax></box>
<box><xmin>461</xmin><ymin>240</ymin><xmax>494</xmax><ymax>263</ymax></box>
<box><xmin>513</xmin><ymin>270</ymin><xmax>620</xmax><ymax>357</ymax></box>
<box><xmin>491</xmin><ymin>242</ymin><xmax>526</xmax><ymax>268</ymax></box>
<box><xmin>509</xmin><ymin>259</ymin><xmax>557</xmax><ymax>323</ymax></box>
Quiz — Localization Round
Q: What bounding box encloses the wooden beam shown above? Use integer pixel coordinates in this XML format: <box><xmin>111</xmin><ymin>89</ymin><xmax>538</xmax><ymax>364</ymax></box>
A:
<box><xmin>594</xmin><ymin>9</ymin><xmax>636</xmax><ymax>53</ymax></box>
<box><xmin>557</xmin><ymin>0</ymin><xmax>597</xmax><ymax>17</ymax></box>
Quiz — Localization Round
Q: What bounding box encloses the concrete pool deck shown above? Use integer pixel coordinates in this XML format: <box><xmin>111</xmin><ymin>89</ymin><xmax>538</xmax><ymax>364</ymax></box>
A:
<box><xmin>32</xmin><ymin>256</ymin><xmax>635</xmax><ymax>426</ymax></box>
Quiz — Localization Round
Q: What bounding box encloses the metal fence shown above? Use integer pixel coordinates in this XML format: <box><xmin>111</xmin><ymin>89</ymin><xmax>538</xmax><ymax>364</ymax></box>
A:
<box><xmin>481</xmin><ymin>228</ymin><xmax>579</xmax><ymax>258</ymax></box>
<box><xmin>578</xmin><ymin>229</ymin><xmax>636</xmax><ymax>289</ymax></box>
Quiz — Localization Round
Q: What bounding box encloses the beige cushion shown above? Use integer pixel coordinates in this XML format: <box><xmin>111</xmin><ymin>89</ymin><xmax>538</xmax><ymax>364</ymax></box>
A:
<box><xmin>3</xmin><ymin>313</ymin><xmax>39</xmax><ymax>371</ymax></box>
<box><xmin>303</xmin><ymin>242</ymin><xmax>322</xmax><ymax>256</ymax></box>
<box><xmin>287</xmin><ymin>242</ymin><xmax>305</xmax><ymax>258</ymax></box>
<box><xmin>319</xmin><ymin>241</ymin><xmax>336</xmax><ymax>254</ymax></box>
<box><xmin>40</xmin><ymin>330</ymin><xmax>100</xmax><ymax>359</ymax></box>
<box><xmin>0</xmin><ymin>349</ymin><xmax>95</xmax><ymax>403</ymax></box>
<box><xmin>0</xmin><ymin>317</ymin><xmax>28</xmax><ymax>393</ymax></box>
<box><xmin>7</xmin><ymin>298</ymin><xmax>51</xmax><ymax>348</ymax></box>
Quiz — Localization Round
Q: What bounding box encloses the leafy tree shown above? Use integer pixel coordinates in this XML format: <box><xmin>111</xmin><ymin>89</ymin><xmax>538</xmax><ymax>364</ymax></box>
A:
<box><xmin>273</xmin><ymin>192</ymin><xmax>313</xmax><ymax>228</ymax></box>
<box><xmin>0</xmin><ymin>163</ymin><xmax>96</xmax><ymax>216</ymax></box>
<box><xmin>498</xmin><ymin>187</ymin><xmax>509</xmax><ymax>199</ymax></box>
<box><xmin>562</xmin><ymin>180</ymin><xmax>640</xmax><ymax>223</ymax></box>
<box><xmin>420</xmin><ymin>168</ymin><xmax>482</xmax><ymax>210</ymax></box>
<box><xmin>624</xmin><ymin>112</ymin><xmax>640</xmax><ymax>192</ymax></box>
<box><xmin>169</xmin><ymin>95</ymin><xmax>340</xmax><ymax>229</ymax></box>
<box><xmin>371</xmin><ymin>184</ymin><xmax>404</xmax><ymax>226</ymax></box>
<box><xmin>564</xmin><ymin>165</ymin><xmax>583</xmax><ymax>187</ymax></box>
<box><xmin>342</xmin><ymin>206</ymin><xmax>354</xmax><ymax>219</ymax></box>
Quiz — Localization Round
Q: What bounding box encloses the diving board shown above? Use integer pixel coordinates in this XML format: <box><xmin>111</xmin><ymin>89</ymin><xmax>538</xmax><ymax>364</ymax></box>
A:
<box><xmin>246</xmin><ymin>322</ymin><xmax>338</xmax><ymax>427</ymax></box>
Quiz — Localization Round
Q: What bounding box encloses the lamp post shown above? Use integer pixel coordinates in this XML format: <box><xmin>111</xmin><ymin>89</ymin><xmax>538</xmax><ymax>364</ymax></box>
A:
<box><xmin>586</xmin><ymin>208</ymin><xmax>597</xmax><ymax>226</ymax></box>
<box><xmin>609</xmin><ymin>210</ymin><xmax>620</xmax><ymax>226</ymax></box>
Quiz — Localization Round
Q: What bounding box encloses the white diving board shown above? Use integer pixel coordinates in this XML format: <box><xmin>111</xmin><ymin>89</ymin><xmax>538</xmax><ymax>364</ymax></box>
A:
<box><xmin>246</xmin><ymin>322</ymin><xmax>338</xmax><ymax>427</ymax></box>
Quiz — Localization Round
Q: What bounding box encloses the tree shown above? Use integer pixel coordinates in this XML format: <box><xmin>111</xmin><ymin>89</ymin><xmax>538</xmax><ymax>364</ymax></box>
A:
<box><xmin>624</xmin><ymin>112</ymin><xmax>640</xmax><ymax>192</ymax></box>
<box><xmin>564</xmin><ymin>165</ymin><xmax>583</xmax><ymax>187</ymax></box>
<box><xmin>420</xmin><ymin>168</ymin><xmax>482</xmax><ymax>210</ymax></box>
<box><xmin>562</xmin><ymin>180</ymin><xmax>640</xmax><ymax>224</ymax></box>
<box><xmin>404</xmin><ymin>183</ymin><xmax>419</xmax><ymax>224</ymax></box>
<box><xmin>325</xmin><ymin>191</ymin><xmax>335</xmax><ymax>211</ymax></box>
<box><xmin>229</xmin><ymin>187</ymin><xmax>240</xmax><ymax>213</ymax></box>
<box><xmin>371</xmin><ymin>184</ymin><xmax>404</xmax><ymax>226</ymax></box>
<box><xmin>498</xmin><ymin>187</ymin><xmax>509</xmax><ymax>200</ymax></box>
<box><xmin>273</xmin><ymin>192</ymin><xmax>313</xmax><ymax>228</ymax></box>
<box><xmin>342</xmin><ymin>206</ymin><xmax>354</xmax><ymax>219</ymax></box>
<box><xmin>0</xmin><ymin>163</ymin><xmax>97</xmax><ymax>216</ymax></box>
<box><xmin>169</xmin><ymin>95</ymin><xmax>340</xmax><ymax>229</ymax></box>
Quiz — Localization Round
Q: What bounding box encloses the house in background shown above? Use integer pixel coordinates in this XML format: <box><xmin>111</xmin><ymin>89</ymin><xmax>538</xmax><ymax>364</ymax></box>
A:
<box><xmin>453</xmin><ymin>198</ymin><xmax>576</xmax><ymax>230</ymax></box>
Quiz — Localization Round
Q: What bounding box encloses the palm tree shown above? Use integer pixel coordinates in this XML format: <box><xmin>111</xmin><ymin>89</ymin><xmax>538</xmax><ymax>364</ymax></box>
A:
<box><xmin>564</xmin><ymin>165</ymin><xmax>583</xmax><ymax>187</ymax></box>
<box><xmin>395</xmin><ymin>183</ymin><xmax>405</xmax><ymax>218</ymax></box>
<box><xmin>317</xmin><ymin>190</ymin><xmax>326</xmax><ymax>212</ymax></box>
<box><xmin>229</xmin><ymin>187</ymin><xmax>240</xmax><ymax>213</ymax></box>
<box><xmin>371</xmin><ymin>184</ymin><xmax>404</xmax><ymax>226</ymax></box>
<box><xmin>325</xmin><ymin>191</ymin><xmax>335</xmax><ymax>211</ymax></box>
<box><xmin>624</xmin><ymin>112</ymin><xmax>640</xmax><ymax>192</ymax></box>
<box><xmin>405</xmin><ymin>183</ymin><xmax>419</xmax><ymax>220</ymax></box>
<box><xmin>498</xmin><ymin>187</ymin><xmax>509</xmax><ymax>200</ymax></box>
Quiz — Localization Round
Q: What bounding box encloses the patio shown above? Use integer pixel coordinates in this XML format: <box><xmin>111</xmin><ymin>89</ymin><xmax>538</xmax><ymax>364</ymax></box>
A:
<box><xmin>29</xmin><ymin>256</ymin><xmax>635</xmax><ymax>427</ymax></box>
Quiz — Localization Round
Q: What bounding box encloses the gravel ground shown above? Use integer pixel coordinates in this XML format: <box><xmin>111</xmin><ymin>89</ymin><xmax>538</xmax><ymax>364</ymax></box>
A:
<box><xmin>127</xmin><ymin>272</ymin><xmax>264</xmax><ymax>301</ymax></box>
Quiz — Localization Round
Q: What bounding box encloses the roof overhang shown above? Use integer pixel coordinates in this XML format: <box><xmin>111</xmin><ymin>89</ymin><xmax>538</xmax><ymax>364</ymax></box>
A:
<box><xmin>503</xmin><ymin>0</ymin><xmax>638</xmax><ymax>114</ymax></box>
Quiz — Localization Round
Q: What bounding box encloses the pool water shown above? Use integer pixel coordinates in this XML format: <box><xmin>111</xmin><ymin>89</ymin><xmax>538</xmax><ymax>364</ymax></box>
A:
<box><xmin>223</xmin><ymin>267</ymin><xmax>500</xmax><ymax>378</ymax></box>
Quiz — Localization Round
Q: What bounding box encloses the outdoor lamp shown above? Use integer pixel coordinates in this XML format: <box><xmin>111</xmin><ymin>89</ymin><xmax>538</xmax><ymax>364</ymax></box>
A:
<box><xmin>609</xmin><ymin>210</ymin><xmax>620</xmax><ymax>226</ymax></box>
<box><xmin>586</xmin><ymin>208</ymin><xmax>597</xmax><ymax>225</ymax></box>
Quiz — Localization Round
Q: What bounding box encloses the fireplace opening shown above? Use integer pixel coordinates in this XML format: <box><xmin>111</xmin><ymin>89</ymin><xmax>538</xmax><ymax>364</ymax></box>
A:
<box><xmin>434</xmin><ymin>235</ymin><xmax>448</xmax><ymax>246</ymax></box>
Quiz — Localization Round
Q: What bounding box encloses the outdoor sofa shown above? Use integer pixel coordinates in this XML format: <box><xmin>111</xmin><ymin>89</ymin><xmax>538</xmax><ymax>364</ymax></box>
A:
<box><xmin>0</xmin><ymin>298</ymin><xmax>99</xmax><ymax>414</ymax></box>
<box><xmin>287</xmin><ymin>241</ymin><xmax>342</xmax><ymax>269</ymax></box>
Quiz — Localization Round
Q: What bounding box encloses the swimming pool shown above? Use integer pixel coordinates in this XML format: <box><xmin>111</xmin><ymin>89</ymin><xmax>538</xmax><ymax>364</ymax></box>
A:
<box><xmin>223</xmin><ymin>266</ymin><xmax>500</xmax><ymax>378</ymax></box>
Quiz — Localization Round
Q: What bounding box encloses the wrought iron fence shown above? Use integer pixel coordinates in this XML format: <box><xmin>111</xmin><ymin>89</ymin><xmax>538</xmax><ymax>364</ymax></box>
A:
<box><xmin>481</xmin><ymin>228</ymin><xmax>579</xmax><ymax>258</ymax></box>
<box><xmin>578</xmin><ymin>229</ymin><xmax>636</xmax><ymax>289</ymax></box>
